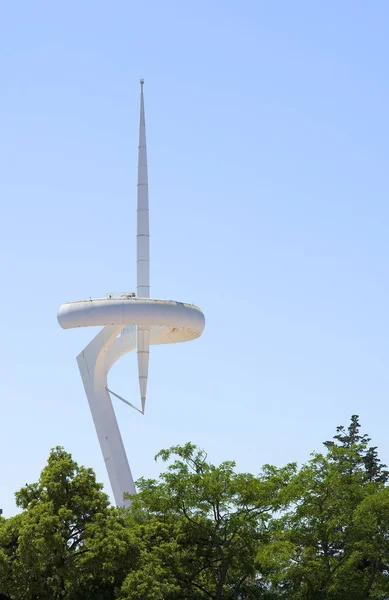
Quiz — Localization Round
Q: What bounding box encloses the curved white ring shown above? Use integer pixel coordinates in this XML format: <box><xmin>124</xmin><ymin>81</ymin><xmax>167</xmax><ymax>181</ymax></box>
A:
<box><xmin>57</xmin><ymin>298</ymin><xmax>205</xmax><ymax>343</ymax></box>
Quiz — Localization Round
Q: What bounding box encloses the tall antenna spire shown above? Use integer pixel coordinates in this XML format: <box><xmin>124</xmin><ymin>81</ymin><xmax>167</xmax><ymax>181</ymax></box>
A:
<box><xmin>137</xmin><ymin>78</ymin><xmax>149</xmax><ymax>297</ymax></box>
<box><xmin>136</xmin><ymin>78</ymin><xmax>150</xmax><ymax>412</ymax></box>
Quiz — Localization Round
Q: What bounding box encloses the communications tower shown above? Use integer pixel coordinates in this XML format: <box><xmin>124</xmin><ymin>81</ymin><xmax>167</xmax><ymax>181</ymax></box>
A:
<box><xmin>58</xmin><ymin>81</ymin><xmax>205</xmax><ymax>506</ymax></box>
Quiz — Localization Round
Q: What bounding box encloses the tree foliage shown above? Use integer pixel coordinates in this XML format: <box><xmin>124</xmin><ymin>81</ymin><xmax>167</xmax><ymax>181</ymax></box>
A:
<box><xmin>120</xmin><ymin>443</ymin><xmax>296</xmax><ymax>599</ymax></box>
<box><xmin>258</xmin><ymin>415</ymin><xmax>389</xmax><ymax>599</ymax></box>
<box><xmin>0</xmin><ymin>416</ymin><xmax>388</xmax><ymax>599</ymax></box>
<box><xmin>0</xmin><ymin>447</ymin><xmax>135</xmax><ymax>599</ymax></box>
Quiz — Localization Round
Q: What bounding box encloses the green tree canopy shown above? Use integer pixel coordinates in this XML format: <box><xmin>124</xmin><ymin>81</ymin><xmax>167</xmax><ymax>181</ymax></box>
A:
<box><xmin>1</xmin><ymin>416</ymin><xmax>388</xmax><ymax>600</ymax></box>
<box><xmin>120</xmin><ymin>442</ymin><xmax>296</xmax><ymax>600</ymax></box>
<box><xmin>0</xmin><ymin>447</ymin><xmax>135</xmax><ymax>600</ymax></box>
<box><xmin>258</xmin><ymin>416</ymin><xmax>389</xmax><ymax>599</ymax></box>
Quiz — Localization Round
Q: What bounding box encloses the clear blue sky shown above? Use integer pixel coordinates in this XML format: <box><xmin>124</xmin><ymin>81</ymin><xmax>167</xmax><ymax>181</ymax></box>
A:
<box><xmin>1</xmin><ymin>1</ymin><xmax>389</xmax><ymax>515</ymax></box>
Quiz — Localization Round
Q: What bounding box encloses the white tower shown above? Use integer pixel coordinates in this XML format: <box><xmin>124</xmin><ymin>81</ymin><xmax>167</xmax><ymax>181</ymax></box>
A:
<box><xmin>57</xmin><ymin>81</ymin><xmax>205</xmax><ymax>507</ymax></box>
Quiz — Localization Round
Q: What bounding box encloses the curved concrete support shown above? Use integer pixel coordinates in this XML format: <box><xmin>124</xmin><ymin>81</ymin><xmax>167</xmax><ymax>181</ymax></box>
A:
<box><xmin>73</xmin><ymin>306</ymin><xmax>205</xmax><ymax>506</ymax></box>
<box><xmin>77</xmin><ymin>325</ymin><xmax>136</xmax><ymax>507</ymax></box>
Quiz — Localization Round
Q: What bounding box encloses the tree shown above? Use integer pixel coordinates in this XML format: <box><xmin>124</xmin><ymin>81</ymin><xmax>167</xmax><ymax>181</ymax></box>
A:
<box><xmin>1</xmin><ymin>416</ymin><xmax>388</xmax><ymax>600</ymax></box>
<box><xmin>352</xmin><ymin>487</ymin><xmax>389</xmax><ymax>597</ymax></box>
<box><xmin>0</xmin><ymin>447</ymin><xmax>135</xmax><ymax>600</ymax></box>
<box><xmin>258</xmin><ymin>416</ymin><xmax>389</xmax><ymax>599</ymax></box>
<box><xmin>323</xmin><ymin>414</ymin><xmax>389</xmax><ymax>484</ymax></box>
<box><xmin>120</xmin><ymin>442</ymin><xmax>296</xmax><ymax>600</ymax></box>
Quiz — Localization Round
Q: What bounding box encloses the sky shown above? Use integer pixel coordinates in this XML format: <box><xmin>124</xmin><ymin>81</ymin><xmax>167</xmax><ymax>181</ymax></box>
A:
<box><xmin>1</xmin><ymin>1</ymin><xmax>389</xmax><ymax>515</ymax></box>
